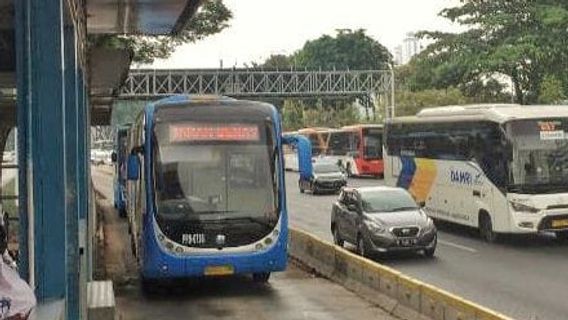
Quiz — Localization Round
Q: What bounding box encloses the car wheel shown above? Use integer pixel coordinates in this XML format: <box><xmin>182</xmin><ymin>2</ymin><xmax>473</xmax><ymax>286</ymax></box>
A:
<box><xmin>357</xmin><ymin>235</ymin><xmax>368</xmax><ymax>258</ymax></box>
<box><xmin>252</xmin><ymin>272</ymin><xmax>271</xmax><ymax>283</ymax></box>
<box><xmin>555</xmin><ymin>231</ymin><xmax>568</xmax><ymax>241</ymax></box>
<box><xmin>299</xmin><ymin>181</ymin><xmax>304</xmax><ymax>193</ymax></box>
<box><xmin>479</xmin><ymin>213</ymin><xmax>498</xmax><ymax>243</ymax></box>
<box><xmin>333</xmin><ymin>227</ymin><xmax>344</xmax><ymax>247</ymax></box>
<box><xmin>311</xmin><ymin>183</ymin><xmax>318</xmax><ymax>195</ymax></box>
<box><xmin>424</xmin><ymin>236</ymin><xmax>437</xmax><ymax>258</ymax></box>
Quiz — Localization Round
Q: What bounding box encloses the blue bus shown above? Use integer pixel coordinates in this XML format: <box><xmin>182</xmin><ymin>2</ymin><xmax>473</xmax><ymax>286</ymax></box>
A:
<box><xmin>125</xmin><ymin>95</ymin><xmax>311</xmax><ymax>289</ymax></box>
<box><xmin>112</xmin><ymin>125</ymin><xmax>130</xmax><ymax>218</ymax></box>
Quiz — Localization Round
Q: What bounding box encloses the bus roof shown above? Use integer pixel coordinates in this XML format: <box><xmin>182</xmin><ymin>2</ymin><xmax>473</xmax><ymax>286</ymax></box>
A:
<box><xmin>389</xmin><ymin>104</ymin><xmax>568</xmax><ymax>124</ymax></box>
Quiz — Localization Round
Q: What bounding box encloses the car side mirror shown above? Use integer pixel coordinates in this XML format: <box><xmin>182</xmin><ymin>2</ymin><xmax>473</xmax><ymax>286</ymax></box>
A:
<box><xmin>111</xmin><ymin>152</ymin><xmax>118</xmax><ymax>163</ymax></box>
<box><xmin>127</xmin><ymin>154</ymin><xmax>140</xmax><ymax>181</ymax></box>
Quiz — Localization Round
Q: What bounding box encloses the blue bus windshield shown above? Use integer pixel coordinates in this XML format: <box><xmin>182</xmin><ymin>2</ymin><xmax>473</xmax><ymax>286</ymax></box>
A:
<box><xmin>152</xmin><ymin>120</ymin><xmax>279</xmax><ymax>248</ymax></box>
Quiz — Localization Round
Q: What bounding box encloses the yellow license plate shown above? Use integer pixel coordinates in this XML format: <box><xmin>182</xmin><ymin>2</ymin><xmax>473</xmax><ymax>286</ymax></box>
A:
<box><xmin>204</xmin><ymin>265</ymin><xmax>234</xmax><ymax>276</ymax></box>
<box><xmin>552</xmin><ymin>219</ymin><xmax>568</xmax><ymax>228</ymax></box>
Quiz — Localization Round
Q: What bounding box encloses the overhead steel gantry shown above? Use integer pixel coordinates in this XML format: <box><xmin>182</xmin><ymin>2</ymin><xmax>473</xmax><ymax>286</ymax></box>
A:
<box><xmin>122</xmin><ymin>69</ymin><xmax>392</xmax><ymax>98</ymax></box>
<box><xmin>119</xmin><ymin>69</ymin><xmax>396</xmax><ymax>118</ymax></box>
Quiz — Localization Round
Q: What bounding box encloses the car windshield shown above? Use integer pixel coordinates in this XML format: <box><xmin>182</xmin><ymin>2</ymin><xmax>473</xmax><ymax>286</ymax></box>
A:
<box><xmin>361</xmin><ymin>189</ymin><xmax>418</xmax><ymax>213</ymax></box>
<box><xmin>314</xmin><ymin>163</ymin><xmax>340</xmax><ymax>173</ymax></box>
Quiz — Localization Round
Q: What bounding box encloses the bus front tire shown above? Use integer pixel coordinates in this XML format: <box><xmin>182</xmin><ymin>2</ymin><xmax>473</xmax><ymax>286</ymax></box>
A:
<box><xmin>141</xmin><ymin>277</ymin><xmax>160</xmax><ymax>296</ymax></box>
<box><xmin>252</xmin><ymin>272</ymin><xmax>271</xmax><ymax>283</ymax></box>
<box><xmin>479</xmin><ymin>212</ymin><xmax>498</xmax><ymax>243</ymax></box>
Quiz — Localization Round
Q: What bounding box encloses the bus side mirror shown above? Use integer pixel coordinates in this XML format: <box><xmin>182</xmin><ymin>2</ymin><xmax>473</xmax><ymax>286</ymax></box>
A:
<box><xmin>127</xmin><ymin>154</ymin><xmax>140</xmax><ymax>181</ymax></box>
<box><xmin>295</xmin><ymin>135</ymin><xmax>313</xmax><ymax>180</ymax></box>
<box><xmin>282</xmin><ymin>134</ymin><xmax>313</xmax><ymax>180</ymax></box>
<box><xmin>111</xmin><ymin>152</ymin><xmax>117</xmax><ymax>163</ymax></box>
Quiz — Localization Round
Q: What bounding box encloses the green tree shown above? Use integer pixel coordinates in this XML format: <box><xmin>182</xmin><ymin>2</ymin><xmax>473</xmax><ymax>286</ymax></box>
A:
<box><xmin>539</xmin><ymin>75</ymin><xmax>566</xmax><ymax>104</ymax></box>
<box><xmin>394</xmin><ymin>88</ymin><xmax>469</xmax><ymax>117</ymax></box>
<box><xmin>294</xmin><ymin>29</ymin><xmax>392</xmax><ymax>70</ymax></box>
<box><xmin>252</xmin><ymin>54</ymin><xmax>294</xmax><ymax>69</ymax></box>
<box><xmin>90</xmin><ymin>0</ymin><xmax>232</xmax><ymax>64</ymax></box>
<box><xmin>418</xmin><ymin>0</ymin><xmax>568</xmax><ymax>104</ymax></box>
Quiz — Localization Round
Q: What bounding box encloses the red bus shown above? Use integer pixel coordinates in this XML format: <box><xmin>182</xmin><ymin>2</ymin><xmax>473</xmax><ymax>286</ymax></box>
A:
<box><xmin>326</xmin><ymin>124</ymin><xmax>384</xmax><ymax>177</ymax></box>
<box><xmin>297</xmin><ymin>127</ymin><xmax>332</xmax><ymax>156</ymax></box>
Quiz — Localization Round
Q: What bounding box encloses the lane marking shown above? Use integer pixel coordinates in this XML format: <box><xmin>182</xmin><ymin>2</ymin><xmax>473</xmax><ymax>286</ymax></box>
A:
<box><xmin>438</xmin><ymin>239</ymin><xmax>478</xmax><ymax>253</ymax></box>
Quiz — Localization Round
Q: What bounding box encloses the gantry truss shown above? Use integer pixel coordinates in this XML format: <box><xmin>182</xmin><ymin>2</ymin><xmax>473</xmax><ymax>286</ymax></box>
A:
<box><xmin>121</xmin><ymin>69</ymin><xmax>393</xmax><ymax>99</ymax></box>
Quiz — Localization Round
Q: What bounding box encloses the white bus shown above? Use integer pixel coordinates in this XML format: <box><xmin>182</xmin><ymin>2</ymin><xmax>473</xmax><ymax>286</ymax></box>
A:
<box><xmin>384</xmin><ymin>104</ymin><xmax>568</xmax><ymax>242</ymax></box>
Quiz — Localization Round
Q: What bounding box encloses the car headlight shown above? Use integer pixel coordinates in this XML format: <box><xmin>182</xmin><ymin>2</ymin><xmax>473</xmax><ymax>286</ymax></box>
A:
<box><xmin>510</xmin><ymin>201</ymin><xmax>540</xmax><ymax>214</ymax></box>
<box><xmin>364</xmin><ymin>220</ymin><xmax>386</xmax><ymax>233</ymax></box>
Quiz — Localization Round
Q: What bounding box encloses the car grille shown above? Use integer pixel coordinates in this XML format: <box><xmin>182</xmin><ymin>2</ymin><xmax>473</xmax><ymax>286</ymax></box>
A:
<box><xmin>391</xmin><ymin>226</ymin><xmax>420</xmax><ymax>238</ymax></box>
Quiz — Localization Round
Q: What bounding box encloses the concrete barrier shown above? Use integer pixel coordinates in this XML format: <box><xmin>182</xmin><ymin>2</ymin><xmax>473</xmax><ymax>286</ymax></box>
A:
<box><xmin>289</xmin><ymin>227</ymin><xmax>514</xmax><ymax>320</ymax></box>
<box><xmin>87</xmin><ymin>280</ymin><xmax>116</xmax><ymax>320</ymax></box>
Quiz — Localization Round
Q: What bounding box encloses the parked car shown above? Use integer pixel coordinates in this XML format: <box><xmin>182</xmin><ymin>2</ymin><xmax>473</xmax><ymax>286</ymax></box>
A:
<box><xmin>330</xmin><ymin>186</ymin><xmax>437</xmax><ymax>258</ymax></box>
<box><xmin>299</xmin><ymin>161</ymin><xmax>347</xmax><ymax>194</ymax></box>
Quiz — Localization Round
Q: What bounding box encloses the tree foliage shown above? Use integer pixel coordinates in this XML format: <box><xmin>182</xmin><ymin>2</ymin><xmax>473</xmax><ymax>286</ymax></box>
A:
<box><xmin>281</xmin><ymin>100</ymin><xmax>363</xmax><ymax>131</ymax></box>
<box><xmin>539</xmin><ymin>75</ymin><xmax>566</xmax><ymax>104</ymax></box>
<box><xmin>254</xmin><ymin>30</ymin><xmax>392</xmax><ymax>130</ymax></box>
<box><xmin>90</xmin><ymin>0</ymin><xmax>232</xmax><ymax>64</ymax></box>
<box><xmin>294</xmin><ymin>29</ymin><xmax>392</xmax><ymax>70</ymax></box>
<box><xmin>394</xmin><ymin>88</ymin><xmax>469</xmax><ymax>117</ymax></box>
<box><xmin>414</xmin><ymin>0</ymin><xmax>568</xmax><ymax>104</ymax></box>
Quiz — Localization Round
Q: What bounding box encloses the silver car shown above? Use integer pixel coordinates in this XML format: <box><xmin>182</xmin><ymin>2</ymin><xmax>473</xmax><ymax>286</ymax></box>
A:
<box><xmin>331</xmin><ymin>186</ymin><xmax>437</xmax><ymax>257</ymax></box>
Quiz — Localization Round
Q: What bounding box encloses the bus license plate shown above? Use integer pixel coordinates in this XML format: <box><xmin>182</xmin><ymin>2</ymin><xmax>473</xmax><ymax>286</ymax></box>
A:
<box><xmin>552</xmin><ymin>219</ymin><xmax>568</xmax><ymax>228</ymax></box>
<box><xmin>204</xmin><ymin>265</ymin><xmax>234</xmax><ymax>276</ymax></box>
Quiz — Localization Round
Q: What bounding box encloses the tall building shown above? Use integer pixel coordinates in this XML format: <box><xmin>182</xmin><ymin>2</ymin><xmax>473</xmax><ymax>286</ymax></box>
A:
<box><xmin>394</xmin><ymin>32</ymin><xmax>423</xmax><ymax>65</ymax></box>
<box><xmin>394</xmin><ymin>45</ymin><xmax>403</xmax><ymax>65</ymax></box>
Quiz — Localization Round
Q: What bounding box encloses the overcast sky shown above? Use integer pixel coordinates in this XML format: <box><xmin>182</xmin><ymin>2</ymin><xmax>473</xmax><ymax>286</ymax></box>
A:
<box><xmin>149</xmin><ymin>0</ymin><xmax>461</xmax><ymax>69</ymax></box>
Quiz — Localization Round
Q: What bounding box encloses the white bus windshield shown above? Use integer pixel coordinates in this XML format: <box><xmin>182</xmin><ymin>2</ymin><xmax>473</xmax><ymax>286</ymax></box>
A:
<box><xmin>507</xmin><ymin>118</ymin><xmax>568</xmax><ymax>193</ymax></box>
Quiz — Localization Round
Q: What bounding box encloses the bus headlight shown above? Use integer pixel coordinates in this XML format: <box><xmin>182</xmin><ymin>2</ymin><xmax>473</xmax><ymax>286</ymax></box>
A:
<box><xmin>510</xmin><ymin>201</ymin><xmax>540</xmax><ymax>214</ymax></box>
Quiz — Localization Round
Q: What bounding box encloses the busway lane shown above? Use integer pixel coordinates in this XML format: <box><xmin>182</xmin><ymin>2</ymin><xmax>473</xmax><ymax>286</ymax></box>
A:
<box><xmin>91</xmin><ymin>167</ymin><xmax>398</xmax><ymax>320</ymax></box>
<box><xmin>284</xmin><ymin>171</ymin><xmax>568</xmax><ymax>320</ymax></box>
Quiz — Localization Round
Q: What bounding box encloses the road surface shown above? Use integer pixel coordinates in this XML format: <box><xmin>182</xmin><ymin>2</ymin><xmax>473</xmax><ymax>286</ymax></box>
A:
<box><xmin>91</xmin><ymin>167</ymin><xmax>397</xmax><ymax>320</ymax></box>
<box><xmin>285</xmin><ymin>171</ymin><xmax>568</xmax><ymax>320</ymax></box>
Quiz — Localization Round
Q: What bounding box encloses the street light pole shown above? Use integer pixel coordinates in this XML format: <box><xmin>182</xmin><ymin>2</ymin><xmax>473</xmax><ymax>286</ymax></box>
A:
<box><xmin>390</xmin><ymin>64</ymin><xmax>395</xmax><ymax>119</ymax></box>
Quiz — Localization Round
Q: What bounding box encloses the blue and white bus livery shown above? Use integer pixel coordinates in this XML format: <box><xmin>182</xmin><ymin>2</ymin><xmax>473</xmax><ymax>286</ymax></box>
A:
<box><xmin>125</xmin><ymin>95</ymin><xmax>311</xmax><ymax>289</ymax></box>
